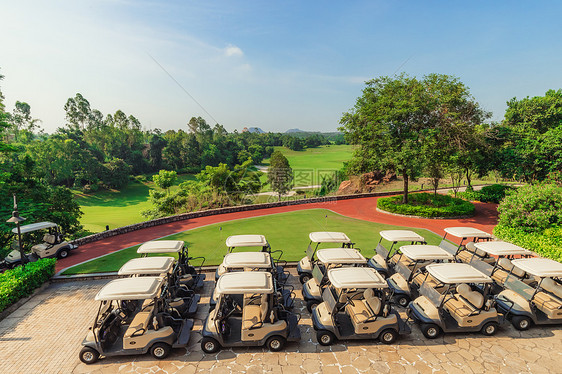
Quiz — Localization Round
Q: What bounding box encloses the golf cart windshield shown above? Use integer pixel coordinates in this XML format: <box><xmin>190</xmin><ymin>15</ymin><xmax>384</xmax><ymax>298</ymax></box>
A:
<box><xmin>306</xmin><ymin>244</ymin><xmax>315</xmax><ymax>260</ymax></box>
<box><xmin>468</xmin><ymin>258</ymin><xmax>494</xmax><ymax>278</ymax></box>
<box><xmin>312</xmin><ymin>265</ymin><xmax>324</xmax><ymax>284</ymax></box>
<box><xmin>420</xmin><ymin>282</ymin><xmax>444</xmax><ymax>307</ymax></box>
<box><xmin>394</xmin><ymin>261</ymin><xmax>412</xmax><ymax>280</ymax></box>
<box><xmin>438</xmin><ymin>240</ymin><xmax>458</xmax><ymax>256</ymax></box>
<box><xmin>504</xmin><ymin>277</ymin><xmax>535</xmax><ymax>301</ymax></box>
<box><xmin>375</xmin><ymin>243</ymin><xmax>389</xmax><ymax>259</ymax></box>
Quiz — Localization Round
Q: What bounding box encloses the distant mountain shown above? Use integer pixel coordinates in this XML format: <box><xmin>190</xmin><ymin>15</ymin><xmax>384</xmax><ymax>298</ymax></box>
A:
<box><xmin>285</xmin><ymin>128</ymin><xmax>305</xmax><ymax>133</ymax></box>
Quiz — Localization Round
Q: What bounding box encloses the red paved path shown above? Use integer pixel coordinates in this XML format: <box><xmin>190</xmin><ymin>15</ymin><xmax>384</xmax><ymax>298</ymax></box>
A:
<box><xmin>56</xmin><ymin>196</ymin><xmax>498</xmax><ymax>273</ymax></box>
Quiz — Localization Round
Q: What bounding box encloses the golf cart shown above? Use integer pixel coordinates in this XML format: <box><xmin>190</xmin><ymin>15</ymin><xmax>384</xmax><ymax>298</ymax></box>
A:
<box><xmin>201</xmin><ymin>271</ymin><xmax>301</xmax><ymax>353</ymax></box>
<box><xmin>118</xmin><ymin>257</ymin><xmax>200</xmax><ymax>318</ymax></box>
<box><xmin>137</xmin><ymin>240</ymin><xmax>205</xmax><ymax>290</ymax></box>
<box><xmin>368</xmin><ymin>230</ymin><xmax>426</xmax><ymax>279</ymax></box>
<box><xmin>387</xmin><ymin>245</ymin><xmax>454</xmax><ymax>307</ymax></box>
<box><xmin>79</xmin><ymin>276</ymin><xmax>193</xmax><ymax>364</ymax></box>
<box><xmin>302</xmin><ymin>248</ymin><xmax>367</xmax><ymax>312</ymax></box>
<box><xmin>439</xmin><ymin>227</ymin><xmax>493</xmax><ymax>262</ymax></box>
<box><xmin>297</xmin><ymin>231</ymin><xmax>353</xmax><ymax>284</ymax></box>
<box><xmin>211</xmin><ymin>251</ymin><xmax>295</xmax><ymax>311</ymax></box>
<box><xmin>217</xmin><ymin>235</ymin><xmax>288</xmax><ymax>283</ymax></box>
<box><xmin>1</xmin><ymin>222</ymin><xmax>78</xmax><ymax>268</ymax></box>
<box><xmin>408</xmin><ymin>263</ymin><xmax>505</xmax><ymax>339</ymax></box>
<box><xmin>312</xmin><ymin>267</ymin><xmax>410</xmax><ymax>345</ymax></box>
<box><xmin>465</xmin><ymin>241</ymin><xmax>533</xmax><ymax>291</ymax></box>
<box><xmin>495</xmin><ymin>258</ymin><xmax>562</xmax><ymax>330</ymax></box>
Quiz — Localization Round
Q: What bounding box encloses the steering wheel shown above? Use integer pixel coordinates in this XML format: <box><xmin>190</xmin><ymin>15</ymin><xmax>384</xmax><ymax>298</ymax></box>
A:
<box><xmin>346</xmin><ymin>297</ymin><xmax>355</xmax><ymax>307</ymax></box>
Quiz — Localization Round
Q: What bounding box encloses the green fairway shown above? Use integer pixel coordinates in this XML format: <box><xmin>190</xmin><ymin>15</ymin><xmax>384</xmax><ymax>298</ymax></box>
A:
<box><xmin>61</xmin><ymin>208</ymin><xmax>442</xmax><ymax>274</ymax></box>
<box><xmin>261</xmin><ymin>144</ymin><xmax>354</xmax><ymax>188</ymax></box>
<box><xmin>75</xmin><ymin>174</ymin><xmax>195</xmax><ymax>233</ymax></box>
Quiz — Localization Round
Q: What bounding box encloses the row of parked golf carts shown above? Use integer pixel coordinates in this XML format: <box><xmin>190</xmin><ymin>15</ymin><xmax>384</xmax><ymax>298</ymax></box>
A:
<box><xmin>80</xmin><ymin>227</ymin><xmax>562</xmax><ymax>363</ymax></box>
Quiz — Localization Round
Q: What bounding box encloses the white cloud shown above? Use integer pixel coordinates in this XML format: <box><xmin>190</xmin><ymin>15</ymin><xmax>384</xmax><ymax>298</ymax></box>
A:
<box><xmin>224</xmin><ymin>44</ymin><xmax>244</xmax><ymax>57</ymax></box>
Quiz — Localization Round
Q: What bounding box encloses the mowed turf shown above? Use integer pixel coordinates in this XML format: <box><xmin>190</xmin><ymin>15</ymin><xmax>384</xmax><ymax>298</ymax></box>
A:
<box><xmin>260</xmin><ymin>144</ymin><xmax>354</xmax><ymax>188</ymax></box>
<box><xmin>74</xmin><ymin>174</ymin><xmax>195</xmax><ymax>233</ymax></box>
<box><xmin>61</xmin><ymin>208</ymin><xmax>442</xmax><ymax>274</ymax></box>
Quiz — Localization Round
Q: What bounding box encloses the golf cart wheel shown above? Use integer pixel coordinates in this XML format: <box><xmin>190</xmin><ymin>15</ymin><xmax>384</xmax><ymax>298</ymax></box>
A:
<box><xmin>306</xmin><ymin>300</ymin><xmax>320</xmax><ymax>313</ymax></box>
<box><xmin>481</xmin><ymin>321</ymin><xmax>499</xmax><ymax>336</ymax></box>
<box><xmin>299</xmin><ymin>273</ymin><xmax>311</xmax><ymax>284</ymax></box>
<box><xmin>317</xmin><ymin>330</ymin><xmax>336</xmax><ymax>346</ymax></box>
<box><xmin>201</xmin><ymin>337</ymin><xmax>220</xmax><ymax>354</ymax></box>
<box><xmin>512</xmin><ymin>315</ymin><xmax>532</xmax><ymax>331</ymax></box>
<box><xmin>150</xmin><ymin>342</ymin><xmax>171</xmax><ymax>359</ymax></box>
<box><xmin>266</xmin><ymin>335</ymin><xmax>286</xmax><ymax>352</ymax></box>
<box><xmin>57</xmin><ymin>248</ymin><xmax>69</xmax><ymax>259</ymax></box>
<box><xmin>421</xmin><ymin>323</ymin><xmax>441</xmax><ymax>339</ymax></box>
<box><xmin>394</xmin><ymin>295</ymin><xmax>411</xmax><ymax>308</ymax></box>
<box><xmin>79</xmin><ymin>347</ymin><xmax>100</xmax><ymax>364</ymax></box>
<box><xmin>379</xmin><ymin>328</ymin><xmax>399</xmax><ymax>344</ymax></box>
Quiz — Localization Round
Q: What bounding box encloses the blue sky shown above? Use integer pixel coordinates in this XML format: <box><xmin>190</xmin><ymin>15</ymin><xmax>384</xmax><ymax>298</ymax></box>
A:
<box><xmin>1</xmin><ymin>1</ymin><xmax>561</xmax><ymax>133</ymax></box>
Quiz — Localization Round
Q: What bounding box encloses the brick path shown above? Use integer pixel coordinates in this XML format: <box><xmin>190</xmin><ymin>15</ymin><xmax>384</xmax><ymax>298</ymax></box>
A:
<box><xmin>1</xmin><ymin>270</ymin><xmax>561</xmax><ymax>374</ymax></box>
<box><xmin>56</xmin><ymin>196</ymin><xmax>499</xmax><ymax>273</ymax></box>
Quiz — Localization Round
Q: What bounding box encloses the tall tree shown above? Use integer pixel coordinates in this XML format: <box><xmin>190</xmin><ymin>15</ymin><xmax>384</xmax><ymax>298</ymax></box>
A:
<box><xmin>340</xmin><ymin>73</ymin><xmax>489</xmax><ymax>203</ymax></box>
<box><xmin>268</xmin><ymin>150</ymin><xmax>293</xmax><ymax>201</ymax></box>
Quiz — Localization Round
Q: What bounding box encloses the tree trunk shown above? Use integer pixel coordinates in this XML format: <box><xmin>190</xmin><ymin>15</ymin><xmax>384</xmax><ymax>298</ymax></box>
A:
<box><xmin>402</xmin><ymin>172</ymin><xmax>409</xmax><ymax>204</ymax></box>
<box><xmin>465</xmin><ymin>168</ymin><xmax>472</xmax><ymax>189</ymax></box>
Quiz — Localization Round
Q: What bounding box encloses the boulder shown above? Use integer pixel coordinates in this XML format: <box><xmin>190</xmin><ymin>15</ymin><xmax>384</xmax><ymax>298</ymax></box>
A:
<box><xmin>337</xmin><ymin>170</ymin><xmax>396</xmax><ymax>194</ymax></box>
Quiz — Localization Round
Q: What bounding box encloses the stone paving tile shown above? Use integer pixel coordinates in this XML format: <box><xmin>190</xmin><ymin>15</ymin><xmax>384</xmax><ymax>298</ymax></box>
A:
<box><xmin>0</xmin><ymin>270</ymin><xmax>561</xmax><ymax>374</ymax></box>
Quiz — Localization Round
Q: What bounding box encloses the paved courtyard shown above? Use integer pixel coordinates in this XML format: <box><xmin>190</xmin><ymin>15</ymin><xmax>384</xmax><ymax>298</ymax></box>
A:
<box><xmin>0</xmin><ymin>270</ymin><xmax>561</xmax><ymax>374</ymax></box>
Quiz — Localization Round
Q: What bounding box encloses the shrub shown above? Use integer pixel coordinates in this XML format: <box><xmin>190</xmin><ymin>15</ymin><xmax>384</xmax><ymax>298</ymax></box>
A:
<box><xmin>494</xmin><ymin>224</ymin><xmax>562</xmax><ymax>262</ymax></box>
<box><xmin>0</xmin><ymin>258</ymin><xmax>56</xmax><ymax>312</ymax></box>
<box><xmin>455</xmin><ymin>184</ymin><xmax>514</xmax><ymax>203</ymax></box>
<box><xmin>497</xmin><ymin>182</ymin><xmax>562</xmax><ymax>232</ymax></box>
<box><xmin>377</xmin><ymin>193</ymin><xmax>475</xmax><ymax>218</ymax></box>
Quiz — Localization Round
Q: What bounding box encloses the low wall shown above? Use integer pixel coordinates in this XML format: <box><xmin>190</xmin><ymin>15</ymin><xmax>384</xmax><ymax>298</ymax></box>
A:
<box><xmin>70</xmin><ymin>190</ymin><xmax>402</xmax><ymax>247</ymax></box>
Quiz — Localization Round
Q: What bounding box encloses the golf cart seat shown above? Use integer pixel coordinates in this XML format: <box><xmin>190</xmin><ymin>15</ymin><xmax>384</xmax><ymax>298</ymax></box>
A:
<box><xmin>412</xmin><ymin>273</ymin><xmax>440</xmax><ymax>288</ymax></box>
<box><xmin>492</xmin><ymin>258</ymin><xmax>527</xmax><ymax>284</ymax></box>
<box><xmin>533</xmin><ymin>278</ymin><xmax>562</xmax><ymax>319</ymax></box>
<box><xmin>444</xmin><ymin>284</ymin><xmax>489</xmax><ymax>325</ymax></box>
<box><xmin>457</xmin><ymin>242</ymin><xmax>491</xmax><ymax>263</ymax></box>
<box><xmin>44</xmin><ymin>234</ymin><xmax>57</xmax><ymax>245</ymax></box>
<box><xmin>124</xmin><ymin>310</ymin><xmax>153</xmax><ymax>339</ymax></box>
<box><xmin>242</xmin><ymin>294</ymin><xmax>268</xmax><ymax>330</ymax></box>
<box><xmin>346</xmin><ymin>289</ymin><xmax>381</xmax><ymax>323</ymax></box>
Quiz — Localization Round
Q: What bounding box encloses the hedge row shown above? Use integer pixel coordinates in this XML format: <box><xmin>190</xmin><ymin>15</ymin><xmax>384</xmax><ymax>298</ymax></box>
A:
<box><xmin>0</xmin><ymin>258</ymin><xmax>56</xmax><ymax>313</ymax></box>
<box><xmin>456</xmin><ymin>184</ymin><xmax>514</xmax><ymax>204</ymax></box>
<box><xmin>377</xmin><ymin>193</ymin><xmax>475</xmax><ymax>218</ymax></box>
<box><xmin>494</xmin><ymin>224</ymin><xmax>562</xmax><ymax>262</ymax></box>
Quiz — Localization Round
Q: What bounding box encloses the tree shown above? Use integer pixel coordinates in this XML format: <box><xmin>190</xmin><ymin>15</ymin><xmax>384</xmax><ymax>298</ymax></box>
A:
<box><xmin>153</xmin><ymin>169</ymin><xmax>177</xmax><ymax>195</ymax></box>
<box><xmin>7</xmin><ymin>101</ymin><xmax>40</xmax><ymax>142</ymax></box>
<box><xmin>340</xmin><ymin>73</ymin><xmax>489</xmax><ymax>203</ymax></box>
<box><xmin>268</xmin><ymin>150</ymin><xmax>293</xmax><ymax>201</ymax></box>
<box><xmin>64</xmin><ymin>93</ymin><xmax>92</xmax><ymax>130</ymax></box>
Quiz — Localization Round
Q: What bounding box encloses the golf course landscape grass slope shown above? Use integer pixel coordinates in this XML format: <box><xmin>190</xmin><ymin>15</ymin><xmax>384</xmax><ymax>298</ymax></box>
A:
<box><xmin>62</xmin><ymin>208</ymin><xmax>441</xmax><ymax>274</ymax></box>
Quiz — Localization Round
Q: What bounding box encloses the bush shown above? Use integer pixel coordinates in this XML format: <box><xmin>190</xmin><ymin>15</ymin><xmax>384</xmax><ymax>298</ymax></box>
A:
<box><xmin>494</xmin><ymin>224</ymin><xmax>562</xmax><ymax>262</ymax></box>
<box><xmin>0</xmin><ymin>258</ymin><xmax>56</xmax><ymax>312</ymax></box>
<box><xmin>455</xmin><ymin>184</ymin><xmax>514</xmax><ymax>203</ymax></box>
<box><xmin>497</xmin><ymin>182</ymin><xmax>562</xmax><ymax>232</ymax></box>
<box><xmin>377</xmin><ymin>193</ymin><xmax>475</xmax><ymax>218</ymax></box>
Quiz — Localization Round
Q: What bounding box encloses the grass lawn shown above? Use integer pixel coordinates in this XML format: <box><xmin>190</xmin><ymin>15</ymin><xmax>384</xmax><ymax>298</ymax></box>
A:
<box><xmin>61</xmin><ymin>208</ymin><xmax>442</xmax><ymax>274</ymax></box>
<box><xmin>261</xmin><ymin>145</ymin><xmax>354</xmax><ymax>187</ymax></box>
<box><xmin>74</xmin><ymin>174</ymin><xmax>195</xmax><ymax>233</ymax></box>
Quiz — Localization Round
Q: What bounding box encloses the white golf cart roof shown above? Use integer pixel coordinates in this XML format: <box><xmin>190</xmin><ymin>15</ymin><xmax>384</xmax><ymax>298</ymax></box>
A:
<box><xmin>309</xmin><ymin>231</ymin><xmax>351</xmax><ymax>244</ymax></box>
<box><xmin>473</xmin><ymin>241</ymin><xmax>532</xmax><ymax>257</ymax></box>
<box><xmin>328</xmin><ymin>267</ymin><xmax>387</xmax><ymax>289</ymax></box>
<box><xmin>215</xmin><ymin>271</ymin><xmax>274</xmax><ymax>295</ymax></box>
<box><xmin>400</xmin><ymin>245</ymin><xmax>454</xmax><ymax>261</ymax></box>
<box><xmin>379</xmin><ymin>230</ymin><xmax>424</xmax><ymax>243</ymax></box>
<box><xmin>225</xmin><ymin>235</ymin><xmax>268</xmax><ymax>248</ymax></box>
<box><xmin>316</xmin><ymin>248</ymin><xmax>367</xmax><ymax>264</ymax></box>
<box><xmin>426</xmin><ymin>263</ymin><xmax>492</xmax><ymax>284</ymax></box>
<box><xmin>222</xmin><ymin>252</ymin><xmax>272</xmax><ymax>268</ymax></box>
<box><xmin>137</xmin><ymin>240</ymin><xmax>184</xmax><ymax>254</ymax></box>
<box><xmin>95</xmin><ymin>277</ymin><xmax>164</xmax><ymax>301</ymax></box>
<box><xmin>511</xmin><ymin>258</ymin><xmax>562</xmax><ymax>278</ymax></box>
<box><xmin>12</xmin><ymin>221</ymin><xmax>57</xmax><ymax>234</ymax></box>
<box><xmin>118</xmin><ymin>257</ymin><xmax>175</xmax><ymax>275</ymax></box>
<box><xmin>444</xmin><ymin>227</ymin><xmax>492</xmax><ymax>239</ymax></box>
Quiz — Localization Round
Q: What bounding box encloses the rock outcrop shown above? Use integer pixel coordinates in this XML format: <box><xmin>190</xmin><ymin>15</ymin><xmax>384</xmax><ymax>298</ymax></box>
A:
<box><xmin>337</xmin><ymin>171</ymin><xmax>396</xmax><ymax>194</ymax></box>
